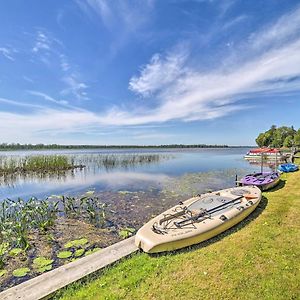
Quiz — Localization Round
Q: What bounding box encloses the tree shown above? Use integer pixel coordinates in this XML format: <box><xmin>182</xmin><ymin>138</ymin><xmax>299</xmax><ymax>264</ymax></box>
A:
<box><xmin>256</xmin><ymin>125</ymin><xmax>297</xmax><ymax>148</ymax></box>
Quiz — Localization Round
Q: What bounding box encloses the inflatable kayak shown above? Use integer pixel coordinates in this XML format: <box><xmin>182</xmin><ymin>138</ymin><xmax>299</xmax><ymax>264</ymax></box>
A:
<box><xmin>135</xmin><ymin>186</ymin><xmax>261</xmax><ymax>253</ymax></box>
<box><xmin>278</xmin><ymin>163</ymin><xmax>298</xmax><ymax>173</ymax></box>
<box><xmin>239</xmin><ymin>172</ymin><xmax>280</xmax><ymax>191</ymax></box>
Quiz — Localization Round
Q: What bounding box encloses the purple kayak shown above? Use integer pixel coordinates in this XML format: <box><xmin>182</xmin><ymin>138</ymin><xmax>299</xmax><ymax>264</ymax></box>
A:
<box><xmin>239</xmin><ymin>172</ymin><xmax>280</xmax><ymax>191</ymax></box>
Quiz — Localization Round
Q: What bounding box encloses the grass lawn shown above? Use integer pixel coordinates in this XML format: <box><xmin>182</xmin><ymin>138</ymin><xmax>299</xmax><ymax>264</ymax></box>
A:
<box><xmin>55</xmin><ymin>165</ymin><xmax>300</xmax><ymax>300</ymax></box>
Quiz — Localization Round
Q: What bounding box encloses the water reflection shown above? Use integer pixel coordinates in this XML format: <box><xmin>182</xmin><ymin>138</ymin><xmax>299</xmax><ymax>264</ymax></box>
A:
<box><xmin>0</xmin><ymin>148</ymin><xmax>270</xmax><ymax>199</ymax></box>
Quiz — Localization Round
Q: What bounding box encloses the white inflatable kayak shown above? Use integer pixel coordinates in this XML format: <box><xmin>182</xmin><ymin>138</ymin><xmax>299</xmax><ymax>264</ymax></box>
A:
<box><xmin>135</xmin><ymin>186</ymin><xmax>261</xmax><ymax>253</ymax></box>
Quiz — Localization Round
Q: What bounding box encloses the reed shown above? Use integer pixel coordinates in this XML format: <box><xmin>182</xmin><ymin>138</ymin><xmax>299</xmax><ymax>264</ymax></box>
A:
<box><xmin>0</xmin><ymin>155</ymin><xmax>84</xmax><ymax>175</ymax></box>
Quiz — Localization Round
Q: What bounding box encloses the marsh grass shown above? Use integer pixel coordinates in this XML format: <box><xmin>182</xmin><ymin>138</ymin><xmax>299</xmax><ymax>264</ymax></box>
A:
<box><xmin>55</xmin><ymin>161</ymin><xmax>300</xmax><ymax>300</ymax></box>
<box><xmin>0</xmin><ymin>155</ymin><xmax>83</xmax><ymax>175</ymax></box>
<box><xmin>75</xmin><ymin>153</ymin><xmax>174</xmax><ymax>171</ymax></box>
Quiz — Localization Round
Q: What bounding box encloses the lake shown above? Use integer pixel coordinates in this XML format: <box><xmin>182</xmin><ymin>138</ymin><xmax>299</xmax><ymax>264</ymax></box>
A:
<box><xmin>0</xmin><ymin>147</ymin><xmax>270</xmax><ymax>200</ymax></box>
<box><xmin>0</xmin><ymin>147</ymin><xmax>275</xmax><ymax>290</ymax></box>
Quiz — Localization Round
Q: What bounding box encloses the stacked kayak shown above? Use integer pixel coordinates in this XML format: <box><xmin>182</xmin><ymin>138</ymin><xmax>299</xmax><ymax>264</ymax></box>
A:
<box><xmin>135</xmin><ymin>186</ymin><xmax>261</xmax><ymax>253</ymax></box>
<box><xmin>278</xmin><ymin>163</ymin><xmax>298</xmax><ymax>173</ymax></box>
<box><xmin>239</xmin><ymin>172</ymin><xmax>280</xmax><ymax>191</ymax></box>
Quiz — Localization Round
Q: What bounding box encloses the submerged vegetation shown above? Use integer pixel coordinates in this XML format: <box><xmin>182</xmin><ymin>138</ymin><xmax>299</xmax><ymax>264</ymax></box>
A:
<box><xmin>55</xmin><ymin>162</ymin><xmax>300</xmax><ymax>300</ymax></box>
<box><xmin>0</xmin><ymin>195</ymin><xmax>112</xmax><ymax>289</ymax></box>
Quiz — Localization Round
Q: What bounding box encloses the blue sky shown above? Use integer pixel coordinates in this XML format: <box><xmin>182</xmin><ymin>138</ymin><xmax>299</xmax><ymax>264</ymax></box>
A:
<box><xmin>0</xmin><ymin>0</ymin><xmax>300</xmax><ymax>146</ymax></box>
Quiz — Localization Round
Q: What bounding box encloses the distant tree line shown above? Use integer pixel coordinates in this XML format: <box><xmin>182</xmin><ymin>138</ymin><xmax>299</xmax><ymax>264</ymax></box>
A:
<box><xmin>0</xmin><ymin>143</ymin><xmax>230</xmax><ymax>150</ymax></box>
<box><xmin>256</xmin><ymin>125</ymin><xmax>300</xmax><ymax>148</ymax></box>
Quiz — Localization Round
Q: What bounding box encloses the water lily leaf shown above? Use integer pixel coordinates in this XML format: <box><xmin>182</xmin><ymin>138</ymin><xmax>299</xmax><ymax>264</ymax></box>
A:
<box><xmin>57</xmin><ymin>251</ymin><xmax>72</xmax><ymax>259</ymax></box>
<box><xmin>118</xmin><ymin>228</ymin><xmax>136</xmax><ymax>239</ymax></box>
<box><xmin>9</xmin><ymin>248</ymin><xmax>23</xmax><ymax>257</ymax></box>
<box><xmin>37</xmin><ymin>264</ymin><xmax>52</xmax><ymax>273</ymax></box>
<box><xmin>13</xmin><ymin>267</ymin><xmax>30</xmax><ymax>277</ymax></box>
<box><xmin>33</xmin><ymin>257</ymin><xmax>53</xmax><ymax>268</ymax></box>
<box><xmin>85</xmin><ymin>191</ymin><xmax>95</xmax><ymax>195</ymax></box>
<box><xmin>0</xmin><ymin>269</ymin><xmax>7</xmax><ymax>277</ymax></box>
<box><xmin>85</xmin><ymin>248</ymin><xmax>101</xmax><ymax>256</ymax></box>
<box><xmin>64</xmin><ymin>238</ymin><xmax>88</xmax><ymax>249</ymax></box>
<box><xmin>74</xmin><ymin>249</ymin><xmax>85</xmax><ymax>257</ymax></box>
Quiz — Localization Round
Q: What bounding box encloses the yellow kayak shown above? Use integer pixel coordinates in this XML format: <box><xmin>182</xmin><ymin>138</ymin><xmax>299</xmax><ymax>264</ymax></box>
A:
<box><xmin>135</xmin><ymin>186</ymin><xmax>261</xmax><ymax>253</ymax></box>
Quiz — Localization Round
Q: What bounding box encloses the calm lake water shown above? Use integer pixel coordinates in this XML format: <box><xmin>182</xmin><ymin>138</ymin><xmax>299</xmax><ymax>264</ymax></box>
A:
<box><xmin>0</xmin><ymin>147</ymin><xmax>271</xmax><ymax>200</ymax></box>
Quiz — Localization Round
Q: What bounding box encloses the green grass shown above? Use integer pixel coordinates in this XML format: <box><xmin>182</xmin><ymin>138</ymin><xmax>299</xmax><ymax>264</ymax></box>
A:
<box><xmin>55</xmin><ymin>165</ymin><xmax>300</xmax><ymax>300</ymax></box>
<box><xmin>0</xmin><ymin>155</ymin><xmax>79</xmax><ymax>174</ymax></box>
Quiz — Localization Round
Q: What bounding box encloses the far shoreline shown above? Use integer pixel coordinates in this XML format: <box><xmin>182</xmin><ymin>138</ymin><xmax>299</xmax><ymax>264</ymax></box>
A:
<box><xmin>0</xmin><ymin>144</ymin><xmax>255</xmax><ymax>151</ymax></box>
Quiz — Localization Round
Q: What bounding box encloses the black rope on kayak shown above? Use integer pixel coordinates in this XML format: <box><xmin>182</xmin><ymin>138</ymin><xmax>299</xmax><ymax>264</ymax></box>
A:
<box><xmin>174</xmin><ymin>195</ymin><xmax>244</xmax><ymax>228</ymax></box>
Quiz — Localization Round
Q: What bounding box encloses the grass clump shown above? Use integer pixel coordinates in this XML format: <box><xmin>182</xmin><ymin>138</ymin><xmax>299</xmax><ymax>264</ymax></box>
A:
<box><xmin>55</xmin><ymin>161</ymin><xmax>300</xmax><ymax>300</ymax></box>
<box><xmin>0</xmin><ymin>155</ymin><xmax>82</xmax><ymax>174</ymax></box>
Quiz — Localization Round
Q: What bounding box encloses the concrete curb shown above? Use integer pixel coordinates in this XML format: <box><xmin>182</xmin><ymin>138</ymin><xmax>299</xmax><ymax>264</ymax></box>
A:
<box><xmin>0</xmin><ymin>236</ymin><xmax>138</xmax><ymax>300</ymax></box>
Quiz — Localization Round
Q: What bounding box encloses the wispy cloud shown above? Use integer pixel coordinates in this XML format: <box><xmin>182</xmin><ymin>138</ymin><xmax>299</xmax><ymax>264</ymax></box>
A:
<box><xmin>61</xmin><ymin>74</ymin><xmax>89</xmax><ymax>101</ymax></box>
<box><xmin>103</xmin><ymin>5</ymin><xmax>300</xmax><ymax>125</ymax></box>
<box><xmin>0</xmin><ymin>47</ymin><xmax>16</xmax><ymax>61</ymax></box>
<box><xmin>30</xmin><ymin>29</ymin><xmax>89</xmax><ymax>102</ymax></box>
<box><xmin>1</xmin><ymin>5</ymin><xmax>300</xmax><ymax>143</ymax></box>
<box><xmin>32</xmin><ymin>31</ymin><xmax>52</xmax><ymax>53</ymax></box>
<box><xmin>129</xmin><ymin>48</ymin><xmax>188</xmax><ymax>97</ymax></box>
<box><xmin>77</xmin><ymin>0</ymin><xmax>154</xmax><ymax>32</ymax></box>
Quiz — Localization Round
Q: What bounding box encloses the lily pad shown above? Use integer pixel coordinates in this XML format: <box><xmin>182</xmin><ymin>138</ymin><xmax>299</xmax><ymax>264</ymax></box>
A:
<box><xmin>37</xmin><ymin>264</ymin><xmax>52</xmax><ymax>273</ymax></box>
<box><xmin>118</xmin><ymin>227</ymin><xmax>136</xmax><ymax>239</ymax></box>
<box><xmin>9</xmin><ymin>248</ymin><xmax>23</xmax><ymax>257</ymax></box>
<box><xmin>85</xmin><ymin>191</ymin><xmax>95</xmax><ymax>195</ymax></box>
<box><xmin>33</xmin><ymin>257</ymin><xmax>53</xmax><ymax>268</ymax></box>
<box><xmin>0</xmin><ymin>269</ymin><xmax>7</xmax><ymax>277</ymax></box>
<box><xmin>0</xmin><ymin>243</ymin><xmax>9</xmax><ymax>256</ymax></box>
<box><xmin>85</xmin><ymin>248</ymin><xmax>101</xmax><ymax>256</ymax></box>
<box><xmin>13</xmin><ymin>267</ymin><xmax>30</xmax><ymax>277</ymax></box>
<box><xmin>64</xmin><ymin>238</ymin><xmax>88</xmax><ymax>249</ymax></box>
<box><xmin>57</xmin><ymin>251</ymin><xmax>72</xmax><ymax>259</ymax></box>
<box><xmin>74</xmin><ymin>249</ymin><xmax>85</xmax><ymax>257</ymax></box>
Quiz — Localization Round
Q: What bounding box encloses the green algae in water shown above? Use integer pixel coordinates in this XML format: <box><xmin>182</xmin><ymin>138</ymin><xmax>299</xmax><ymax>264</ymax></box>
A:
<box><xmin>118</xmin><ymin>228</ymin><xmax>135</xmax><ymax>239</ymax></box>
<box><xmin>64</xmin><ymin>238</ymin><xmax>88</xmax><ymax>249</ymax></box>
<box><xmin>9</xmin><ymin>248</ymin><xmax>23</xmax><ymax>257</ymax></box>
<box><xmin>57</xmin><ymin>251</ymin><xmax>72</xmax><ymax>259</ymax></box>
<box><xmin>85</xmin><ymin>248</ymin><xmax>101</xmax><ymax>256</ymax></box>
<box><xmin>74</xmin><ymin>249</ymin><xmax>85</xmax><ymax>257</ymax></box>
<box><xmin>0</xmin><ymin>269</ymin><xmax>7</xmax><ymax>277</ymax></box>
<box><xmin>13</xmin><ymin>267</ymin><xmax>30</xmax><ymax>278</ymax></box>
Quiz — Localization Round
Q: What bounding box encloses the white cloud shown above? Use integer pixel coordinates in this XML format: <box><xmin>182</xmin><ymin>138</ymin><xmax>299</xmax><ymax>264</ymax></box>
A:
<box><xmin>32</xmin><ymin>31</ymin><xmax>51</xmax><ymax>53</ymax></box>
<box><xmin>0</xmin><ymin>47</ymin><xmax>16</xmax><ymax>61</ymax></box>
<box><xmin>61</xmin><ymin>74</ymin><xmax>89</xmax><ymax>101</ymax></box>
<box><xmin>129</xmin><ymin>50</ymin><xmax>188</xmax><ymax>97</ymax></box>
<box><xmin>77</xmin><ymin>0</ymin><xmax>154</xmax><ymax>32</ymax></box>
<box><xmin>1</xmin><ymin>5</ymin><xmax>300</xmax><ymax>143</ymax></box>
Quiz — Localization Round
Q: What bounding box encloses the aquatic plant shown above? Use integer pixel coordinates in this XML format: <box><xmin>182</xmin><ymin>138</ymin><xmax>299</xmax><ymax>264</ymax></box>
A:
<box><xmin>12</xmin><ymin>267</ymin><xmax>30</xmax><ymax>277</ymax></box>
<box><xmin>33</xmin><ymin>257</ymin><xmax>53</xmax><ymax>273</ymax></box>
<box><xmin>57</xmin><ymin>251</ymin><xmax>72</xmax><ymax>259</ymax></box>
<box><xmin>0</xmin><ymin>155</ymin><xmax>84</xmax><ymax>175</ymax></box>
<box><xmin>74</xmin><ymin>249</ymin><xmax>85</xmax><ymax>257</ymax></box>
<box><xmin>118</xmin><ymin>228</ymin><xmax>136</xmax><ymax>239</ymax></box>
<box><xmin>8</xmin><ymin>248</ymin><xmax>23</xmax><ymax>257</ymax></box>
<box><xmin>64</xmin><ymin>238</ymin><xmax>88</xmax><ymax>249</ymax></box>
<box><xmin>0</xmin><ymin>243</ymin><xmax>9</xmax><ymax>269</ymax></box>
<box><xmin>85</xmin><ymin>247</ymin><xmax>101</xmax><ymax>256</ymax></box>
<box><xmin>0</xmin><ymin>269</ymin><xmax>7</xmax><ymax>277</ymax></box>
